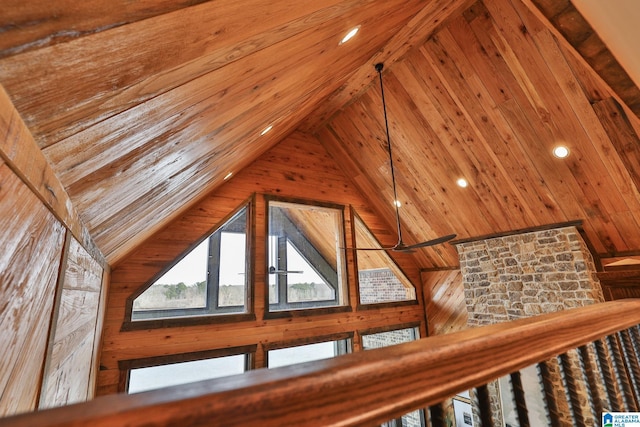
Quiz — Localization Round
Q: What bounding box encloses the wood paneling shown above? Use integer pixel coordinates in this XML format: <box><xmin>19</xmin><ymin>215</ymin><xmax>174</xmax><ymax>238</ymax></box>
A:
<box><xmin>318</xmin><ymin>0</ymin><xmax>640</xmax><ymax>269</ymax></box>
<box><xmin>0</xmin><ymin>160</ymin><xmax>66</xmax><ymax>416</ymax></box>
<box><xmin>40</xmin><ymin>237</ymin><xmax>104</xmax><ymax>409</ymax></box>
<box><xmin>0</xmin><ymin>0</ymin><xmax>213</xmax><ymax>58</ymax></box>
<box><xmin>299</xmin><ymin>0</ymin><xmax>477</xmax><ymax>131</ymax></box>
<box><xmin>527</xmin><ymin>0</ymin><xmax>640</xmax><ymax>116</ymax></box>
<box><xmin>0</xmin><ymin>0</ymin><xmax>431</xmax><ymax>265</ymax></box>
<box><xmin>0</xmin><ymin>86</ymin><xmax>104</xmax><ymax>267</ymax></box>
<box><xmin>99</xmin><ymin>132</ymin><xmax>425</xmax><ymax>395</ymax></box>
<box><xmin>0</xmin><ymin>0</ymin><xmax>638</xmax><ymax>271</ymax></box>
<box><xmin>597</xmin><ymin>270</ymin><xmax>640</xmax><ymax>302</ymax></box>
<box><xmin>421</xmin><ymin>269</ymin><xmax>468</xmax><ymax>335</ymax></box>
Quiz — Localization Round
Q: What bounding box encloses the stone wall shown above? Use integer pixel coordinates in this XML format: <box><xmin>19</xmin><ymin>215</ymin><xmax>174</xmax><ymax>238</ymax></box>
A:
<box><xmin>456</xmin><ymin>226</ymin><xmax>604</xmax><ymax>327</ymax></box>
<box><xmin>455</xmin><ymin>226</ymin><xmax>605</xmax><ymax>426</ymax></box>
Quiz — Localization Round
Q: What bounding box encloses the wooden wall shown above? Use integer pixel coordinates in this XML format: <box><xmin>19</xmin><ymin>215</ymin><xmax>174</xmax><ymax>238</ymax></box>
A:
<box><xmin>421</xmin><ymin>269</ymin><xmax>468</xmax><ymax>335</ymax></box>
<box><xmin>0</xmin><ymin>159</ymin><xmax>65</xmax><ymax>416</ymax></box>
<box><xmin>100</xmin><ymin>131</ymin><xmax>427</xmax><ymax>395</ymax></box>
<box><xmin>0</xmin><ymin>87</ymin><xmax>106</xmax><ymax>416</ymax></box>
<box><xmin>39</xmin><ymin>237</ymin><xmax>105</xmax><ymax>409</ymax></box>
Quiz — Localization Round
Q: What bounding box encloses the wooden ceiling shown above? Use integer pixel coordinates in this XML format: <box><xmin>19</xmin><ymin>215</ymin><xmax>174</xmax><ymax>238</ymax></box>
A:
<box><xmin>1</xmin><ymin>0</ymin><xmax>639</xmax><ymax>269</ymax></box>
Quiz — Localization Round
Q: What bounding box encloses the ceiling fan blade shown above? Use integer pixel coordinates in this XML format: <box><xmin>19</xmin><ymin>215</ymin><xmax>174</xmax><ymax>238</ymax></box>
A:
<box><xmin>344</xmin><ymin>246</ymin><xmax>399</xmax><ymax>251</ymax></box>
<box><xmin>395</xmin><ymin>234</ymin><xmax>457</xmax><ymax>251</ymax></box>
<box><xmin>345</xmin><ymin>234</ymin><xmax>456</xmax><ymax>252</ymax></box>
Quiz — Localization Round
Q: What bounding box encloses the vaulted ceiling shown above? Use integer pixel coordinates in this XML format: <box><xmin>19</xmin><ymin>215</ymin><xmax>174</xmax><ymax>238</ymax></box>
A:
<box><xmin>1</xmin><ymin>0</ymin><xmax>639</xmax><ymax>269</ymax></box>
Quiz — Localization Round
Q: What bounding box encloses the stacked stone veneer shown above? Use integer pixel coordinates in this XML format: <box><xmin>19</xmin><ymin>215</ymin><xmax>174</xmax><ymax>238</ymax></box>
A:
<box><xmin>456</xmin><ymin>226</ymin><xmax>604</xmax><ymax>327</ymax></box>
<box><xmin>455</xmin><ymin>226</ymin><xmax>605</xmax><ymax>426</ymax></box>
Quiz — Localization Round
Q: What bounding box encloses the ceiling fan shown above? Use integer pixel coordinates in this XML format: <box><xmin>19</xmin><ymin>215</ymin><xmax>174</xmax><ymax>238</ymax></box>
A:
<box><xmin>350</xmin><ymin>63</ymin><xmax>456</xmax><ymax>253</ymax></box>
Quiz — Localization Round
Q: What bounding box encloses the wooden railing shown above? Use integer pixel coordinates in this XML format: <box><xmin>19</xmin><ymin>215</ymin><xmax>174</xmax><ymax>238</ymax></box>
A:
<box><xmin>4</xmin><ymin>300</ymin><xmax>640</xmax><ymax>426</ymax></box>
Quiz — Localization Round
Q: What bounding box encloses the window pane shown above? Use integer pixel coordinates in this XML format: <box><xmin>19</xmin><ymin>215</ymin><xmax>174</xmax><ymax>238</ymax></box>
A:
<box><xmin>218</xmin><ymin>232</ymin><xmax>246</xmax><ymax>307</ymax></box>
<box><xmin>268</xmin><ymin>340</ymin><xmax>350</xmax><ymax>368</ymax></box>
<box><xmin>128</xmin><ymin>355</ymin><xmax>246</xmax><ymax>393</ymax></box>
<box><xmin>362</xmin><ymin>327</ymin><xmax>424</xmax><ymax>427</ymax></box>
<box><xmin>132</xmin><ymin>205</ymin><xmax>248</xmax><ymax>320</ymax></box>
<box><xmin>268</xmin><ymin>200</ymin><xmax>347</xmax><ymax>311</ymax></box>
<box><xmin>133</xmin><ymin>240</ymin><xmax>208</xmax><ymax>312</ymax></box>
<box><xmin>354</xmin><ymin>215</ymin><xmax>416</xmax><ymax>304</ymax></box>
<box><xmin>286</xmin><ymin>241</ymin><xmax>335</xmax><ymax>303</ymax></box>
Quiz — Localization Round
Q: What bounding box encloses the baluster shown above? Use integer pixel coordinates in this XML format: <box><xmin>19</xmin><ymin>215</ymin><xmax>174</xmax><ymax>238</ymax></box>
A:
<box><xmin>510</xmin><ymin>371</ymin><xmax>530</xmax><ymax>427</ymax></box>
<box><xmin>577</xmin><ymin>344</ymin><xmax>605</xmax><ymax>419</ymax></box>
<box><xmin>595</xmin><ymin>338</ymin><xmax>623</xmax><ymax>411</ymax></box>
<box><xmin>429</xmin><ymin>403</ymin><xmax>445</xmax><ymax>427</ymax></box>
<box><xmin>607</xmin><ymin>334</ymin><xmax>639</xmax><ymax>411</ymax></box>
<box><xmin>537</xmin><ymin>361</ymin><xmax>562</xmax><ymax>427</ymax></box>
<box><xmin>475</xmin><ymin>384</ymin><xmax>494</xmax><ymax>427</ymax></box>
<box><xmin>629</xmin><ymin>326</ymin><xmax>640</xmax><ymax>364</ymax></box>
<box><xmin>559</xmin><ymin>353</ymin><xmax>585</xmax><ymax>426</ymax></box>
<box><xmin>618</xmin><ymin>329</ymin><xmax>640</xmax><ymax>408</ymax></box>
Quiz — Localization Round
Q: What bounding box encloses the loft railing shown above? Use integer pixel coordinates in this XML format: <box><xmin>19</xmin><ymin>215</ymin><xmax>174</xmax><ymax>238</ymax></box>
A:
<box><xmin>3</xmin><ymin>300</ymin><xmax>640</xmax><ymax>426</ymax></box>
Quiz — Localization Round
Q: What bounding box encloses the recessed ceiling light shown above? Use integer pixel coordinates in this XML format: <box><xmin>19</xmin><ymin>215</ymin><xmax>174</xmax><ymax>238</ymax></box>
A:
<box><xmin>224</xmin><ymin>172</ymin><xmax>233</xmax><ymax>181</ymax></box>
<box><xmin>553</xmin><ymin>145</ymin><xmax>569</xmax><ymax>158</ymax></box>
<box><xmin>393</xmin><ymin>200</ymin><xmax>402</xmax><ymax>208</ymax></box>
<box><xmin>260</xmin><ymin>125</ymin><xmax>273</xmax><ymax>136</ymax></box>
<box><xmin>456</xmin><ymin>178</ymin><xmax>468</xmax><ymax>188</ymax></box>
<box><xmin>339</xmin><ymin>26</ymin><xmax>360</xmax><ymax>45</ymax></box>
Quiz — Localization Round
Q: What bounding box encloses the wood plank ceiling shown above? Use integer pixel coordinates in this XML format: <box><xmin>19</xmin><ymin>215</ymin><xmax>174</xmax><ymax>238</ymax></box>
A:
<box><xmin>1</xmin><ymin>0</ymin><xmax>639</xmax><ymax>269</ymax></box>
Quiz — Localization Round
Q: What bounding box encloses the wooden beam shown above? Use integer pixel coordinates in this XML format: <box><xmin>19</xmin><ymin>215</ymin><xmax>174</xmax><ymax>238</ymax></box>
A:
<box><xmin>0</xmin><ymin>0</ymin><xmax>213</xmax><ymax>58</ymax></box>
<box><xmin>525</xmin><ymin>0</ymin><xmax>640</xmax><ymax>118</ymax></box>
<box><xmin>0</xmin><ymin>85</ymin><xmax>106</xmax><ymax>267</ymax></box>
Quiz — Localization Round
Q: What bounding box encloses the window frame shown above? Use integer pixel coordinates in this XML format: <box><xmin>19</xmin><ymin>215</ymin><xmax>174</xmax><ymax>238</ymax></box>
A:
<box><xmin>350</xmin><ymin>210</ymin><xmax>419</xmax><ymax>310</ymax></box>
<box><xmin>123</xmin><ymin>201</ymin><xmax>255</xmax><ymax>330</ymax></box>
<box><xmin>359</xmin><ymin>323</ymin><xmax>425</xmax><ymax>427</ymax></box>
<box><xmin>264</xmin><ymin>332</ymin><xmax>353</xmax><ymax>368</ymax></box>
<box><xmin>118</xmin><ymin>345</ymin><xmax>256</xmax><ymax>393</ymax></box>
<box><xmin>264</xmin><ymin>196</ymin><xmax>350</xmax><ymax>316</ymax></box>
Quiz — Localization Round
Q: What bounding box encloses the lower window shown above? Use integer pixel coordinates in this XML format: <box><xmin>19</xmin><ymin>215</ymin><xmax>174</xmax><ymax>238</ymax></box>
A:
<box><xmin>267</xmin><ymin>338</ymin><xmax>351</xmax><ymax>368</ymax></box>
<box><xmin>361</xmin><ymin>326</ymin><xmax>425</xmax><ymax>427</ymax></box>
<box><xmin>127</xmin><ymin>352</ymin><xmax>250</xmax><ymax>393</ymax></box>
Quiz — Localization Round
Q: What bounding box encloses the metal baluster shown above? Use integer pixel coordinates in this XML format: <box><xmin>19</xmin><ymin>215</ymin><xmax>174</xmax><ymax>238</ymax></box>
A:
<box><xmin>629</xmin><ymin>326</ymin><xmax>640</xmax><ymax>366</ymax></box>
<box><xmin>607</xmin><ymin>334</ymin><xmax>639</xmax><ymax>411</ymax></box>
<box><xmin>510</xmin><ymin>371</ymin><xmax>530</xmax><ymax>427</ymax></box>
<box><xmin>429</xmin><ymin>403</ymin><xmax>445</xmax><ymax>427</ymax></box>
<box><xmin>618</xmin><ymin>329</ymin><xmax>640</xmax><ymax>409</ymax></box>
<box><xmin>475</xmin><ymin>384</ymin><xmax>494</xmax><ymax>427</ymax></box>
<box><xmin>578</xmin><ymin>344</ymin><xmax>605</xmax><ymax>419</ymax></box>
<box><xmin>595</xmin><ymin>338</ymin><xmax>623</xmax><ymax>411</ymax></box>
<box><xmin>537</xmin><ymin>361</ymin><xmax>562</xmax><ymax>427</ymax></box>
<box><xmin>559</xmin><ymin>353</ymin><xmax>585</xmax><ymax>426</ymax></box>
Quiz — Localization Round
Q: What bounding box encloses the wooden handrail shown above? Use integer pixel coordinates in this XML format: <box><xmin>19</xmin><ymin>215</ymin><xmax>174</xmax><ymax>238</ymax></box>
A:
<box><xmin>4</xmin><ymin>299</ymin><xmax>640</xmax><ymax>426</ymax></box>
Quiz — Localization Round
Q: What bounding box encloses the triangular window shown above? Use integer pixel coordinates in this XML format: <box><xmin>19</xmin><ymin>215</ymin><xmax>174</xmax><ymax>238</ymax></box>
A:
<box><xmin>132</xmin><ymin>204</ymin><xmax>249</xmax><ymax>320</ymax></box>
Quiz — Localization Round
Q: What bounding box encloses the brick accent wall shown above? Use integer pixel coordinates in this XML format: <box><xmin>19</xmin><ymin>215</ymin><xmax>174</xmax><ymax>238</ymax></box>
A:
<box><xmin>358</xmin><ymin>268</ymin><xmax>414</xmax><ymax>304</ymax></box>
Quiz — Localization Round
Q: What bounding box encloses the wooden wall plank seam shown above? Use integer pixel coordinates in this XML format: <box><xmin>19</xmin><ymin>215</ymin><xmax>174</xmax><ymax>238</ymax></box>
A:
<box><xmin>0</xmin><ymin>161</ymin><xmax>67</xmax><ymax>416</ymax></box>
<box><xmin>37</xmin><ymin>230</ymin><xmax>71</xmax><ymax>410</ymax></box>
<box><xmin>0</xmin><ymin>85</ymin><xmax>106</xmax><ymax>269</ymax></box>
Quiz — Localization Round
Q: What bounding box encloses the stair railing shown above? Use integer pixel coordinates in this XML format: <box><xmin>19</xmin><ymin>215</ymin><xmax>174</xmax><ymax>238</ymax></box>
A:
<box><xmin>3</xmin><ymin>299</ymin><xmax>640</xmax><ymax>426</ymax></box>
